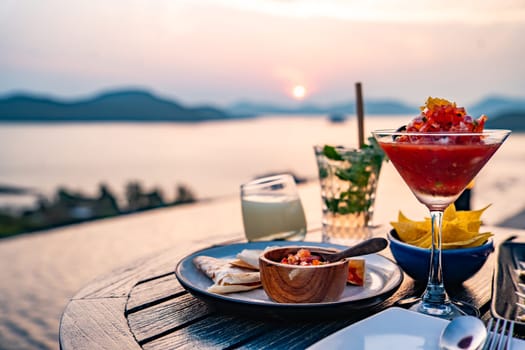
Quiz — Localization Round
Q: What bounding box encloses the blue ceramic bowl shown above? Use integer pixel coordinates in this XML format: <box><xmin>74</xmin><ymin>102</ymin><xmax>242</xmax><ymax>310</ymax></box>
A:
<box><xmin>387</xmin><ymin>230</ymin><xmax>494</xmax><ymax>286</ymax></box>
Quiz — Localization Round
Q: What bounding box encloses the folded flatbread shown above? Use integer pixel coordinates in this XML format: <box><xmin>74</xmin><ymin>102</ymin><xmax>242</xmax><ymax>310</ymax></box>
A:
<box><xmin>229</xmin><ymin>249</ymin><xmax>262</xmax><ymax>270</ymax></box>
<box><xmin>193</xmin><ymin>256</ymin><xmax>261</xmax><ymax>294</ymax></box>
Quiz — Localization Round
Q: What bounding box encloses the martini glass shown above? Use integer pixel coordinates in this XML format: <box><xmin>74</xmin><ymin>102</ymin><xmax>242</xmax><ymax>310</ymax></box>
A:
<box><xmin>373</xmin><ymin>129</ymin><xmax>511</xmax><ymax>319</ymax></box>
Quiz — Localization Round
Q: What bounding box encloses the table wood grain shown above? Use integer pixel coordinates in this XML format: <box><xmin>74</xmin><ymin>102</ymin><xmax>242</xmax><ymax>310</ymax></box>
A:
<box><xmin>59</xmin><ymin>226</ymin><xmax>525</xmax><ymax>349</ymax></box>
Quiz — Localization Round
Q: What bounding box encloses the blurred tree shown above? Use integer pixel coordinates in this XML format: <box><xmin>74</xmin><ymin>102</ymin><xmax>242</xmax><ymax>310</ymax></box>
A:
<box><xmin>125</xmin><ymin>181</ymin><xmax>166</xmax><ymax>211</ymax></box>
<box><xmin>174</xmin><ymin>184</ymin><xmax>196</xmax><ymax>204</ymax></box>
<box><xmin>125</xmin><ymin>181</ymin><xmax>146</xmax><ymax>212</ymax></box>
<box><xmin>146</xmin><ymin>187</ymin><xmax>165</xmax><ymax>208</ymax></box>
<box><xmin>97</xmin><ymin>183</ymin><xmax>120</xmax><ymax>217</ymax></box>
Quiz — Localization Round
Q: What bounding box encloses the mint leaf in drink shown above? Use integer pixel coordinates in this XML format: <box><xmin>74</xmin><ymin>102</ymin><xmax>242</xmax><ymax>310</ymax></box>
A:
<box><xmin>336</xmin><ymin>165</ymin><xmax>371</xmax><ymax>187</ymax></box>
<box><xmin>324</xmin><ymin>198</ymin><xmax>340</xmax><ymax>213</ymax></box>
<box><xmin>319</xmin><ymin>138</ymin><xmax>386</xmax><ymax>215</ymax></box>
<box><xmin>322</xmin><ymin>145</ymin><xmax>343</xmax><ymax>160</ymax></box>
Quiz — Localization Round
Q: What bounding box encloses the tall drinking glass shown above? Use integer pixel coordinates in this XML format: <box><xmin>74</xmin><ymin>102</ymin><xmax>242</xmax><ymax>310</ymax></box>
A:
<box><xmin>241</xmin><ymin>174</ymin><xmax>307</xmax><ymax>242</ymax></box>
<box><xmin>373</xmin><ymin>129</ymin><xmax>510</xmax><ymax>319</ymax></box>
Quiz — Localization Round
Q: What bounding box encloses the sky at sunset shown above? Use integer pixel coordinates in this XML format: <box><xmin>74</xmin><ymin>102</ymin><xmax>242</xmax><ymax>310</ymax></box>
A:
<box><xmin>1</xmin><ymin>0</ymin><xmax>525</xmax><ymax>107</ymax></box>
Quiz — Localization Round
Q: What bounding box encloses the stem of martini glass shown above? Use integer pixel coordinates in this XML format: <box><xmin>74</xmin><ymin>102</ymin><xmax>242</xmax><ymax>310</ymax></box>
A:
<box><xmin>420</xmin><ymin>210</ymin><xmax>448</xmax><ymax>310</ymax></box>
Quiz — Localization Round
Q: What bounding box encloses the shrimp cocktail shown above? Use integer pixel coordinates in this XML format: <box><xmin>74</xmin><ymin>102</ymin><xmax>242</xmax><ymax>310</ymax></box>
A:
<box><xmin>373</xmin><ymin>97</ymin><xmax>510</xmax><ymax>319</ymax></box>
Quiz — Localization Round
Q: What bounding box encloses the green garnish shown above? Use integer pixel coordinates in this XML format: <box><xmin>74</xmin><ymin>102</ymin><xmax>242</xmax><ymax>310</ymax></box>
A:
<box><xmin>318</xmin><ymin>137</ymin><xmax>386</xmax><ymax>215</ymax></box>
<box><xmin>322</xmin><ymin>145</ymin><xmax>343</xmax><ymax>161</ymax></box>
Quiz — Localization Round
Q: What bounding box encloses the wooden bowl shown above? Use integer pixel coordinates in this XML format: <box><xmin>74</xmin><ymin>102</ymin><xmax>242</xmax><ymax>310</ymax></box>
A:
<box><xmin>259</xmin><ymin>246</ymin><xmax>349</xmax><ymax>303</ymax></box>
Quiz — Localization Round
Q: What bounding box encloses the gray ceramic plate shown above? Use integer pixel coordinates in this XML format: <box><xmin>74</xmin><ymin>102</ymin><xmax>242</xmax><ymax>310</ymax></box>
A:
<box><xmin>175</xmin><ymin>241</ymin><xmax>403</xmax><ymax>318</ymax></box>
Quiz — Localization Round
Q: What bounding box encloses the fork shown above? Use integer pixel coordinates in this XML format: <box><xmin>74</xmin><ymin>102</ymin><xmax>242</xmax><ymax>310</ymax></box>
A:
<box><xmin>482</xmin><ymin>318</ymin><xmax>515</xmax><ymax>350</ymax></box>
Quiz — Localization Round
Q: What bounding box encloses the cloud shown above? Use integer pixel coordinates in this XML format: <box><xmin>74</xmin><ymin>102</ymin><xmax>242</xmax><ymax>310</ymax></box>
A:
<box><xmin>206</xmin><ymin>0</ymin><xmax>525</xmax><ymax>23</ymax></box>
<box><xmin>0</xmin><ymin>0</ymin><xmax>524</xmax><ymax>104</ymax></box>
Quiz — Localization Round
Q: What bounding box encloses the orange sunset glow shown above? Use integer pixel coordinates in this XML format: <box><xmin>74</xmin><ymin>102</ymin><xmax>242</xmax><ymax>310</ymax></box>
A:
<box><xmin>292</xmin><ymin>85</ymin><xmax>307</xmax><ymax>100</ymax></box>
<box><xmin>1</xmin><ymin>0</ymin><xmax>524</xmax><ymax>106</ymax></box>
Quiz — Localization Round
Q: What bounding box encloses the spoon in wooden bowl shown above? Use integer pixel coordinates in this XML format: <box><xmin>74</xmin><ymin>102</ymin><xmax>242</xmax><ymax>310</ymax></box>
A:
<box><xmin>316</xmin><ymin>237</ymin><xmax>388</xmax><ymax>263</ymax></box>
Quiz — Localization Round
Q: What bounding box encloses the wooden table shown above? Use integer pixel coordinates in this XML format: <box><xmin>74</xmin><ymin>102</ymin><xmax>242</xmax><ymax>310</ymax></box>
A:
<box><xmin>59</xmin><ymin>226</ymin><xmax>525</xmax><ymax>349</ymax></box>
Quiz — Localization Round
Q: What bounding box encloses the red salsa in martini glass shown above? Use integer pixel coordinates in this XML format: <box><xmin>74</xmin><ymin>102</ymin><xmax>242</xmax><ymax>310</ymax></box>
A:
<box><xmin>373</xmin><ymin>97</ymin><xmax>510</xmax><ymax>319</ymax></box>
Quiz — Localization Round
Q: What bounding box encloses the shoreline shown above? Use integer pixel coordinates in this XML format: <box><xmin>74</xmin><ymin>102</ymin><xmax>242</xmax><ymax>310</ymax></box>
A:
<box><xmin>1</xmin><ymin>177</ymin><xmax>524</xmax><ymax>243</ymax></box>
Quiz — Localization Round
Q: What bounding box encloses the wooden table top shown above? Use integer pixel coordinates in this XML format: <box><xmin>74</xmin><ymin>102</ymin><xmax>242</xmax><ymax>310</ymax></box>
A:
<box><xmin>59</xmin><ymin>224</ymin><xmax>525</xmax><ymax>350</ymax></box>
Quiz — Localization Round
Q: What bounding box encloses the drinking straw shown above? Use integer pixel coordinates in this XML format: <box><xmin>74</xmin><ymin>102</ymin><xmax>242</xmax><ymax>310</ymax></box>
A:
<box><xmin>355</xmin><ymin>82</ymin><xmax>365</xmax><ymax>148</ymax></box>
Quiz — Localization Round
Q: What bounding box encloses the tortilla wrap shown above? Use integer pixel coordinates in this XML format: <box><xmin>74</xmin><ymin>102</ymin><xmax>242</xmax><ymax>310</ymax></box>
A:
<box><xmin>193</xmin><ymin>255</ymin><xmax>261</xmax><ymax>293</ymax></box>
<box><xmin>231</xmin><ymin>249</ymin><xmax>262</xmax><ymax>270</ymax></box>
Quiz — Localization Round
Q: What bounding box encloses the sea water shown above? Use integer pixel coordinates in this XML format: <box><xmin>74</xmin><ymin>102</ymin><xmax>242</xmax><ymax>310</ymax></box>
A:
<box><xmin>0</xmin><ymin>115</ymin><xmax>405</xmax><ymax>207</ymax></box>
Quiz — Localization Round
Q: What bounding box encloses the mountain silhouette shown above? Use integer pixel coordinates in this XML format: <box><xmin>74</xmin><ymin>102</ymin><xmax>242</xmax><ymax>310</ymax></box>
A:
<box><xmin>468</xmin><ymin>95</ymin><xmax>525</xmax><ymax>118</ymax></box>
<box><xmin>485</xmin><ymin>111</ymin><xmax>525</xmax><ymax>131</ymax></box>
<box><xmin>0</xmin><ymin>89</ymin><xmax>524</xmax><ymax>127</ymax></box>
<box><xmin>227</xmin><ymin>99</ymin><xmax>414</xmax><ymax>116</ymax></box>
<box><xmin>0</xmin><ymin>90</ymin><xmax>232</xmax><ymax>122</ymax></box>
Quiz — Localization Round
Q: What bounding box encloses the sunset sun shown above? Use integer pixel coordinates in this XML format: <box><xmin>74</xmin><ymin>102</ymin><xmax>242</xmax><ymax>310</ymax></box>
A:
<box><xmin>292</xmin><ymin>85</ymin><xmax>306</xmax><ymax>100</ymax></box>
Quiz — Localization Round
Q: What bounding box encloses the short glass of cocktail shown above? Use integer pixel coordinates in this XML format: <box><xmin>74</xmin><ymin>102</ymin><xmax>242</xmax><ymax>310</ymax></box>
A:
<box><xmin>314</xmin><ymin>140</ymin><xmax>385</xmax><ymax>245</ymax></box>
<box><xmin>241</xmin><ymin>174</ymin><xmax>307</xmax><ymax>242</ymax></box>
<box><xmin>373</xmin><ymin>97</ymin><xmax>510</xmax><ymax>319</ymax></box>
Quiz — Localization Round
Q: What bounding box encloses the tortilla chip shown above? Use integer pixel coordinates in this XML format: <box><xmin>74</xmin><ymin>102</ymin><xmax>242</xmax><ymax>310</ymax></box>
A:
<box><xmin>391</xmin><ymin>204</ymin><xmax>492</xmax><ymax>249</ymax></box>
<box><xmin>443</xmin><ymin>204</ymin><xmax>457</xmax><ymax>221</ymax></box>
<box><xmin>398</xmin><ymin>211</ymin><xmax>413</xmax><ymax>223</ymax></box>
<box><xmin>442</xmin><ymin>232</ymin><xmax>493</xmax><ymax>249</ymax></box>
<box><xmin>455</xmin><ymin>204</ymin><xmax>491</xmax><ymax>222</ymax></box>
<box><xmin>412</xmin><ymin>234</ymin><xmax>433</xmax><ymax>249</ymax></box>
<box><xmin>391</xmin><ymin>220</ymin><xmax>428</xmax><ymax>242</ymax></box>
<box><xmin>442</xmin><ymin>221</ymin><xmax>477</xmax><ymax>243</ymax></box>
